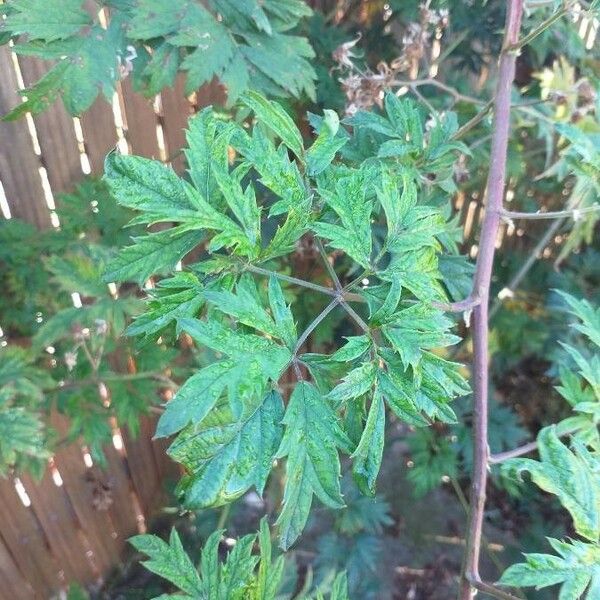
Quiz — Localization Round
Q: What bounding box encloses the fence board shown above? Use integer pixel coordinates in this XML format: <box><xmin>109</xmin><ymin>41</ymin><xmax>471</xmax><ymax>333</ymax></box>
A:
<box><xmin>19</xmin><ymin>471</ymin><xmax>98</xmax><ymax>585</ymax></box>
<box><xmin>119</xmin><ymin>80</ymin><xmax>161</xmax><ymax>159</ymax></box>
<box><xmin>80</xmin><ymin>98</ymin><xmax>118</xmax><ymax>174</ymax></box>
<box><xmin>0</xmin><ymin>534</ymin><xmax>33</xmax><ymax>600</ymax></box>
<box><xmin>160</xmin><ymin>75</ymin><xmax>192</xmax><ymax>173</ymax></box>
<box><xmin>17</xmin><ymin>57</ymin><xmax>82</xmax><ymax>195</ymax></box>
<box><xmin>94</xmin><ymin>443</ymin><xmax>140</xmax><ymax>546</ymax></box>
<box><xmin>0</xmin><ymin>47</ymin><xmax>49</xmax><ymax>228</ymax></box>
<box><xmin>0</xmin><ymin>479</ymin><xmax>63</xmax><ymax>594</ymax></box>
<box><xmin>50</xmin><ymin>413</ymin><xmax>121</xmax><ymax>575</ymax></box>
<box><xmin>121</xmin><ymin>416</ymin><xmax>162</xmax><ymax>516</ymax></box>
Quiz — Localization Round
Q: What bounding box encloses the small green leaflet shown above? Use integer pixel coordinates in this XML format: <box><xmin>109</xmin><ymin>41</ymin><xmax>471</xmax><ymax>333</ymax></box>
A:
<box><xmin>352</xmin><ymin>389</ymin><xmax>385</xmax><ymax>496</ymax></box>
<box><xmin>313</xmin><ymin>169</ymin><xmax>373</xmax><ymax>269</ymax></box>
<box><xmin>276</xmin><ymin>382</ymin><xmax>353</xmax><ymax>550</ymax></box>
<box><xmin>1</xmin><ymin>0</ymin><xmax>90</xmax><ymax>42</ymax></box>
<box><xmin>499</xmin><ymin>538</ymin><xmax>600</xmax><ymax>600</ymax></box>
<box><xmin>307</xmin><ymin>110</ymin><xmax>347</xmax><ymax>176</ymax></box>
<box><xmin>502</xmin><ymin>427</ymin><xmax>600</xmax><ymax>542</ymax></box>
<box><xmin>168</xmin><ymin>391</ymin><xmax>284</xmax><ymax>508</ymax></box>
<box><xmin>241</xmin><ymin>91</ymin><xmax>304</xmax><ymax>159</ymax></box>
<box><xmin>382</xmin><ymin>303</ymin><xmax>460</xmax><ymax>369</ymax></box>
<box><xmin>130</xmin><ymin>528</ymin><xmax>204</xmax><ymax>596</ymax></box>
<box><xmin>103</xmin><ymin>227</ymin><xmax>204</xmax><ymax>285</ymax></box>
<box><xmin>327</xmin><ymin>361</ymin><xmax>376</xmax><ymax>405</ymax></box>
<box><xmin>176</xmin><ymin>317</ymin><xmax>291</xmax><ymax>383</ymax></box>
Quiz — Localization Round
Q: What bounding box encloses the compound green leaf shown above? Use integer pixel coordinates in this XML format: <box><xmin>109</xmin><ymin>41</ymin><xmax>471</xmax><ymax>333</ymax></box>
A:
<box><xmin>241</xmin><ymin>91</ymin><xmax>304</xmax><ymax>159</ymax></box>
<box><xmin>306</xmin><ymin>110</ymin><xmax>347</xmax><ymax>176</ymax></box>
<box><xmin>352</xmin><ymin>389</ymin><xmax>385</xmax><ymax>496</ymax></box>
<box><xmin>168</xmin><ymin>390</ymin><xmax>284</xmax><ymax>507</ymax></box>
<box><xmin>276</xmin><ymin>382</ymin><xmax>352</xmax><ymax>549</ymax></box>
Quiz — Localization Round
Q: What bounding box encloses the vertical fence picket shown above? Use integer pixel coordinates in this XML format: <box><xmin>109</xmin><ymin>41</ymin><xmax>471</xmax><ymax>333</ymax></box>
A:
<box><xmin>0</xmin><ymin>47</ymin><xmax>49</xmax><ymax>228</ymax></box>
<box><xmin>19</xmin><ymin>471</ymin><xmax>99</xmax><ymax>585</ymax></box>
<box><xmin>0</xmin><ymin>533</ymin><xmax>33</xmax><ymax>600</ymax></box>
<box><xmin>17</xmin><ymin>57</ymin><xmax>83</xmax><ymax>195</ymax></box>
<box><xmin>0</xmin><ymin>478</ymin><xmax>64</xmax><ymax>595</ymax></box>
<box><xmin>80</xmin><ymin>98</ymin><xmax>119</xmax><ymax>175</ymax></box>
<box><xmin>119</xmin><ymin>80</ymin><xmax>161</xmax><ymax>159</ymax></box>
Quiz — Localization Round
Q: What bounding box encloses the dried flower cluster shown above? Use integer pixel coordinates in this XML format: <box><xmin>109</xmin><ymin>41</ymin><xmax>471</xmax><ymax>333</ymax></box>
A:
<box><xmin>333</xmin><ymin>3</ymin><xmax>449</xmax><ymax>115</ymax></box>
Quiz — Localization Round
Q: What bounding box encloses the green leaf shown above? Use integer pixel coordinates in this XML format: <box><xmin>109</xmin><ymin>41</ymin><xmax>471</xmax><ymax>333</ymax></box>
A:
<box><xmin>104</xmin><ymin>153</ymin><xmax>201</xmax><ymax>224</ymax></box>
<box><xmin>2</xmin><ymin>0</ymin><xmax>90</xmax><ymax>41</ymax></box>
<box><xmin>268</xmin><ymin>276</ymin><xmax>297</xmax><ymax>349</ymax></box>
<box><xmin>329</xmin><ymin>336</ymin><xmax>371</xmax><ymax>362</ymax></box>
<box><xmin>255</xmin><ymin>517</ymin><xmax>285</xmax><ymax>600</ymax></box>
<box><xmin>306</xmin><ymin>110</ymin><xmax>347</xmax><ymax>176</ymax></box>
<box><xmin>503</xmin><ymin>427</ymin><xmax>600</xmax><ymax>541</ymax></box>
<box><xmin>130</xmin><ymin>528</ymin><xmax>203</xmax><ymax>596</ymax></box>
<box><xmin>213</xmin><ymin>164</ymin><xmax>261</xmax><ymax>252</ymax></box>
<box><xmin>557</xmin><ymin>291</ymin><xmax>600</xmax><ymax>348</ymax></box>
<box><xmin>313</xmin><ymin>170</ymin><xmax>373</xmax><ymax>269</ymax></box>
<box><xmin>499</xmin><ymin>538</ymin><xmax>600</xmax><ymax>600</ymax></box>
<box><xmin>241</xmin><ymin>91</ymin><xmax>304</xmax><ymax>159</ymax></box>
<box><xmin>203</xmin><ymin>275</ymin><xmax>279</xmax><ymax>338</ymax></box>
<box><xmin>327</xmin><ymin>361</ymin><xmax>376</xmax><ymax>405</ymax></box>
<box><xmin>103</xmin><ymin>227</ymin><xmax>204</xmax><ymax>285</ymax></box>
<box><xmin>176</xmin><ymin>317</ymin><xmax>291</xmax><ymax>382</ymax></box>
<box><xmin>382</xmin><ymin>304</ymin><xmax>460</xmax><ymax>369</ymax></box>
<box><xmin>169</xmin><ymin>390</ymin><xmax>284</xmax><ymax>507</ymax></box>
<box><xmin>352</xmin><ymin>389</ymin><xmax>385</xmax><ymax>496</ymax></box>
<box><xmin>276</xmin><ymin>382</ymin><xmax>352</xmax><ymax>549</ymax></box>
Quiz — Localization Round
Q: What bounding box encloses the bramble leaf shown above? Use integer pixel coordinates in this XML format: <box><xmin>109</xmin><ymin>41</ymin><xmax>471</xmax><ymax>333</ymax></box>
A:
<box><xmin>276</xmin><ymin>382</ymin><xmax>352</xmax><ymax>549</ymax></box>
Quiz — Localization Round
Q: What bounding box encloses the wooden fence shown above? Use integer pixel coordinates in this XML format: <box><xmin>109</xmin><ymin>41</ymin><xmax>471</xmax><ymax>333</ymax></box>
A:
<box><xmin>0</xmin><ymin>43</ymin><xmax>225</xmax><ymax>598</ymax></box>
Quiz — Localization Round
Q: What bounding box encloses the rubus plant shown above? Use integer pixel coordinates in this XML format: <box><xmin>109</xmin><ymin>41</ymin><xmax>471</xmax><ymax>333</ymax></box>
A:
<box><xmin>102</xmin><ymin>1</ymin><xmax>600</xmax><ymax>598</ymax></box>
<box><xmin>132</xmin><ymin>518</ymin><xmax>350</xmax><ymax>599</ymax></box>
<box><xmin>103</xmin><ymin>89</ymin><xmax>472</xmax><ymax>551</ymax></box>
<box><xmin>0</xmin><ymin>0</ymin><xmax>316</xmax><ymax>118</ymax></box>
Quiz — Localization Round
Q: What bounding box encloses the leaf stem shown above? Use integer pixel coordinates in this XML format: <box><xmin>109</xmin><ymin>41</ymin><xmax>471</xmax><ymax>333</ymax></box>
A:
<box><xmin>314</xmin><ymin>237</ymin><xmax>343</xmax><ymax>291</ymax></box>
<box><xmin>470</xmin><ymin>578</ymin><xmax>523</xmax><ymax>600</ymax></box>
<box><xmin>339</xmin><ymin>300</ymin><xmax>369</xmax><ymax>332</ymax></box>
<box><xmin>244</xmin><ymin>263</ymin><xmax>338</xmax><ymax>297</ymax></box>
<box><xmin>488</xmin><ymin>426</ymin><xmax>579</xmax><ymax>464</ymax></box>
<box><xmin>292</xmin><ymin>298</ymin><xmax>341</xmax><ymax>357</ymax></box>
<box><xmin>509</xmin><ymin>1</ymin><xmax>576</xmax><ymax>50</ymax></box>
<box><xmin>459</xmin><ymin>2</ymin><xmax>524</xmax><ymax>598</ymax></box>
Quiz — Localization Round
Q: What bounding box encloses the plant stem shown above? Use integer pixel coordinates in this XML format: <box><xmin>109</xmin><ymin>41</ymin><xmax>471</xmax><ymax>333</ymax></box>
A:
<box><xmin>314</xmin><ymin>237</ymin><xmax>343</xmax><ymax>291</ymax></box>
<box><xmin>244</xmin><ymin>263</ymin><xmax>338</xmax><ymax>297</ymax></box>
<box><xmin>489</xmin><ymin>216</ymin><xmax>565</xmax><ymax>319</ymax></box>
<box><xmin>339</xmin><ymin>300</ymin><xmax>369</xmax><ymax>332</ymax></box>
<box><xmin>45</xmin><ymin>371</ymin><xmax>177</xmax><ymax>393</ymax></box>
<box><xmin>459</xmin><ymin>2</ymin><xmax>524</xmax><ymax>598</ymax></box>
<box><xmin>509</xmin><ymin>1</ymin><xmax>576</xmax><ymax>50</ymax></box>
<box><xmin>292</xmin><ymin>298</ymin><xmax>340</xmax><ymax>357</ymax></box>
<box><xmin>470</xmin><ymin>579</ymin><xmax>523</xmax><ymax>600</ymax></box>
<box><xmin>500</xmin><ymin>204</ymin><xmax>600</xmax><ymax>220</ymax></box>
<box><xmin>488</xmin><ymin>426</ymin><xmax>579</xmax><ymax>464</ymax></box>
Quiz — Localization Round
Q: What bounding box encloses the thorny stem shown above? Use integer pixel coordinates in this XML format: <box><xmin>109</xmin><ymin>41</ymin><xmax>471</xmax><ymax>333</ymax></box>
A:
<box><xmin>488</xmin><ymin>426</ymin><xmax>580</xmax><ymax>464</ymax></box>
<box><xmin>459</xmin><ymin>2</ymin><xmax>524</xmax><ymax>599</ymax></box>
<box><xmin>489</xmin><ymin>216</ymin><xmax>565</xmax><ymax>319</ymax></box>
<box><xmin>509</xmin><ymin>0</ymin><xmax>577</xmax><ymax>51</ymax></box>
<box><xmin>500</xmin><ymin>204</ymin><xmax>600</xmax><ymax>221</ymax></box>
<box><xmin>470</xmin><ymin>579</ymin><xmax>523</xmax><ymax>600</ymax></box>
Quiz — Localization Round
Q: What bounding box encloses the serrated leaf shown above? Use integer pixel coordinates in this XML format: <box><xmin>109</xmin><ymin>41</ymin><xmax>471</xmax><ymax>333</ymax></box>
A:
<box><xmin>313</xmin><ymin>169</ymin><xmax>373</xmax><ymax>269</ymax></box>
<box><xmin>352</xmin><ymin>389</ymin><xmax>385</xmax><ymax>496</ymax></box>
<box><xmin>103</xmin><ymin>227</ymin><xmax>204</xmax><ymax>285</ymax></box>
<box><xmin>329</xmin><ymin>336</ymin><xmax>371</xmax><ymax>362</ymax></box>
<box><xmin>169</xmin><ymin>390</ymin><xmax>284</xmax><ymax>507</ymax></box>
<box><xmin>499</xmin><ymin>538</ymin><xmax>600</xmax><ymax>600</ymax></box>
<box><xmin>504</xmin><ymin>427</ymin><xmax>600</xmax><ymax>541</ymax></box>
<box><xmin>2</xmin><ymin>0</ymin><xmax>90</xmax><ymax>41</ymax></box>
<box><xmin>382</xmin><ymin>304</ymin><xmax>460</xmax><ymax>369</ymax></box>
<box><xmin>268</xmin><ymin>276</ymin><xmax>297</xmax><ymax>349</ymax></box>
<box><xmin>276</xmin><ymin>382</ymin><xmax>352</xmax><ymax>549</ymax></box>
<box><xmin>241</xmin><ymin>91</ymin><xmax>304</xmax><ymax>159</ymax></box>
<box><xmin>130</xmin><ymin>529</ymin><xmax>203</xmax><ymax>596</ymax></box>
<box><xmin>306</xmin><ymin>110</ymin><xmax>347</xmax><ymax>176</ymax></box>
<box><xmin>327</xmin><ymin>361</ymin><xmax>376</xmax><ymax>405</ymax></box>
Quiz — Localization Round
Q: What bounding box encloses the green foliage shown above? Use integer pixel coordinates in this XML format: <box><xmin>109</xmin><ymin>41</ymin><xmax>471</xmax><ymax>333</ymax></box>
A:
<box><xmin>0</xmin><ymin>349</ymin><xmax>51</xmax><ymax>475</ymax></box>
<box><xmin>105</xmin><ymin>92</ymin><xmax>469</xmax><ymax>548</ymax></box>
<box><xmin>500</xmin><ymin>294</ymin><xmax>600</xmax><ymax>599</ymax></box>
<box><xmin>131</xmin><ymin>518</ymin><xmax>348</xmax><ymax>599</ymax></box>
<box><xmin>0</xmin><ymin>0</ymin><xmax>316</xmax><ymax>118</ymax></box>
